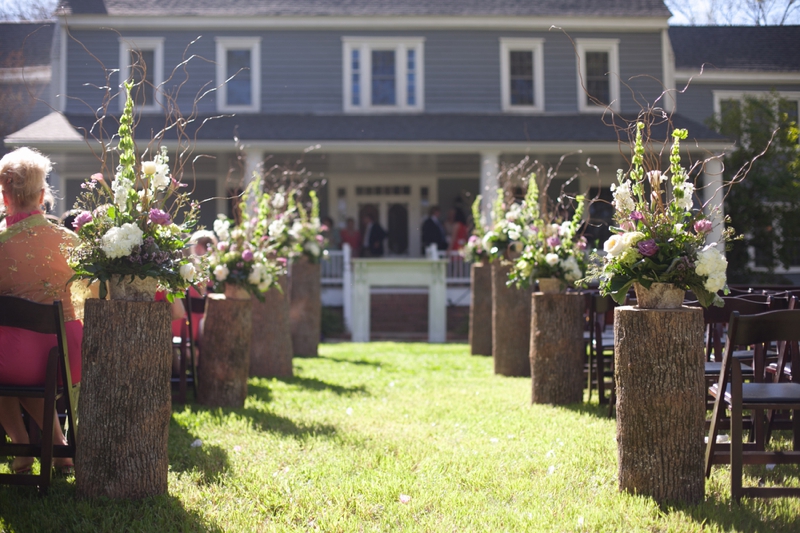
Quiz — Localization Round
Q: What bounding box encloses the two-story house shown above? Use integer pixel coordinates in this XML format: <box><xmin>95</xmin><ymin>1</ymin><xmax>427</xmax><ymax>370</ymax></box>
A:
<box><xmin>5</xmin><ymin>0</ymin><xmax>731</xmax><ymax>256</ymax></box>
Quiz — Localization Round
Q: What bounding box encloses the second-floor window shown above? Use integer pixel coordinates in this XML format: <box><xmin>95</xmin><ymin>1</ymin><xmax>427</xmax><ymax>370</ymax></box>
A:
<box><xmin>500</xmin><ymin>38</ymin><xmax>544</xmax><ymax>112</ymax></box>
<box><xmin>343</xmin><ymin>38</ymin><xmax>424</xmax><ymax>113</ymax></box>
<box><xmin>119</xmin><ymin>37</ymin><xmax>164</xmax><ymax>112</ymax></box>
<box><xmin>576</xmin><ymin>39</ymin><xmax>620</xmax><ymax>112</ymax></box>
<box><xmin>216</xmin><ymin>37</ymin><xmax>261</xmax><ymax>113</ymax></box>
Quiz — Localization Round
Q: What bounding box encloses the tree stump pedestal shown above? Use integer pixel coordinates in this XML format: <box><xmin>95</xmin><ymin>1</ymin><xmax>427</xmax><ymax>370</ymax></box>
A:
<box><xmin>76</xmin><ymin>299</ymin><xmax>172</xmax><ymax>500</ymax></box>
<box><xmin>250</xmin><ymin>275</ymin><xmax>293</xmax><ymax>378</ymax></box>
<box><xmin>469</xmin><ymin>262</ymin><xmax>492</xmax><ymax>356</ymax></box>
<box><xmin>529</xmin><ymin>292</ymin><xmax>584</xmax><ymax>404</ymax></box>
<box><xmin>491</xmin><ymin>261</ymin><xmax>532</xmax><ymax>377</ymax></box>
<box><xmin>614</xmin><ymin>305</ymin><xmax>705</xmax><ymax>504</ymax></box>
<box><xmin>198</xmin><ymin>294</ymin><xmax>253</xmax><ymax>408</ymax></box>
<box><xmin>290</xmin><ymin>257</ymin><xmax>321</xmax><ymax>357</ymax></box>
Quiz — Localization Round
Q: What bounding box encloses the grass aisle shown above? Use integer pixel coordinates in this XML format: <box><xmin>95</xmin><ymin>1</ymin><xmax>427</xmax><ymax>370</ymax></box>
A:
<box><xmin>1</xmin><ymin>342</ymin><xmax>799</xmax><ymax>532</ymax></box>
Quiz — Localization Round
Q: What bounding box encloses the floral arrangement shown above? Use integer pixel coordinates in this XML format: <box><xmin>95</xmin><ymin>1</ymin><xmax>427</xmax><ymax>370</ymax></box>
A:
<box><xmin>460</xmin><ymin>195</ymin><xmax>490</xmax><ymax>263</ymax></box>
<box><xmin>207</xmin><ymin>179</ymin><xmax>285</xmax><ymax>299</ymax></box>
<box><xmin>480</xmin><ymin>188</ymin><xmax>537</xmax><ymax>261</ymax></box>
<box><xmin>263</xmin><ymin>186</ymin><xmax>327</xmax><ymax>263</ymax></box>
<box><xmin>593</xmin><ymin>122</ymin><xmax>732</xmax><ymax>307</ymax></box>
<box><xmin>508</xmin><ymin>177</ymin><xmax>588</xmax><ymax>288</ymax></box>
<box><xmin>67</xmin><ymin>82</ymin><xmax>202</xmax><ymax>299</ymax></box>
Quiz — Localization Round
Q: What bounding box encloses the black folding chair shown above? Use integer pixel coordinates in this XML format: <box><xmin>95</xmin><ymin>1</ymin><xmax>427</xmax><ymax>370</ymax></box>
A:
<box><xmin>172</xmin><ymin>290</ymin><xmax>205</xmax><ymax>403</ymax></box>
<box><xmin>0</xmin><ymin>296</ymin><xmax>78</xmax><ymax>494</ymax></box>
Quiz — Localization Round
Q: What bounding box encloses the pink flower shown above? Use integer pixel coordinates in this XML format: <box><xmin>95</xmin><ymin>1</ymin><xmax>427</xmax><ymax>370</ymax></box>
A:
<box><xmin>320</xmin><ymin>224</ymin><xmax>329</xmax><ymax>232</ymax></box>
<box><xmin>630</xmin><ymin>211</ymin><xmax>644</xmax><ymax>222</ymax></box>
<box><xmin>217</xmin><ymin>241</ymin><xmax>229</xmax><ymax>251</ymax></box>
<box><xmin>316</xmin><ymin>234</ymin><xmax>324</xmax><ymax>244</ymax></box>
<box><xmin>546</xmin><ymin>236</ymin><xmax>561</xmax><ymax>248</ymax></box>
<box><xmin>694</xmin><ymin>219</ymin><xmax>713</xmax><ymax>234</ymax></box>
<box><xmin>637</xmin><ymin>239</ymin><xmax>659</xmax><ymax>257</ymax></box>
<box><xmin>399</xmin><ymin>494</ymin><xmax>411</xmax><ymax>504</ymax></box>
<box><xmin>242</xmin><ymin>249</ymin><xmax>254</xmax><ymax>262</ymax></box>
<box><xmin>576</xmin><ymin>236</ymin><xmax>588</xmax><ymax>251</ymax></box>
<box><xmin>91</xmin><ymin>173</ymin><xmax>105</xmax><ymax>183</ymax></box>
<box><xmin>148</xmin><ymin>208</ymin><xmax>171</xmax><ymax>225</ymax></box>
<box><xmin>620</xmin><ymin>220</ymin><xmax>635</xmax><ymax>231</ymax></box>
<box><xmin>72</xmin><ymin>211</ymin><xmax>93</xmax><ymax>230</ymax></box>
<box><xmin>277</xmin><ymin>257</ymin><xmax>288</xmax><ymax>265</ymax></box>
<box><xmin>468</xmin><ymin>235</ymin><xmax>479</xmax><ymax>244</ymax></box>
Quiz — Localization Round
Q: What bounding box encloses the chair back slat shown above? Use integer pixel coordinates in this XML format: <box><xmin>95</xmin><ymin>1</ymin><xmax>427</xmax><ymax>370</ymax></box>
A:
<box><xmin>729</xmin><ymin>309</ymin><xmax>800</xmax><ymax>345</ymax></box>
<box><xmin>0</xmin><ymin>296</ymin><xmax>60</xmax><ymax>334</ymax></box>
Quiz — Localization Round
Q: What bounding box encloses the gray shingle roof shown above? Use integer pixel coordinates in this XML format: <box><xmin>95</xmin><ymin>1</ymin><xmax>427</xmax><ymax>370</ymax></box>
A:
<box><xmin>60</xmin><ymin>0</ymin><xmax>671</xmax><ymax>18</ymax></box>
<box><xmin>12</xmin><ymin>112</ymin><xmax>722</xmax><ymax>144</ymax></box>
<box><xmin>0</xmin><ymin>23</ymin><xmax>54</xmax><ymax>67</ymax></box>
<box><xmin>669</xmin><ymin>25</ymin><xmax>800</xmax><ymax>72</ymax></box>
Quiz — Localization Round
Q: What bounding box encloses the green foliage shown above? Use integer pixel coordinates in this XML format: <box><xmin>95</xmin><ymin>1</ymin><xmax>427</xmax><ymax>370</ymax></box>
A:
<box><xmin>711</xmin><ymin>92</ymin><xmax>800</xmax><ymax>283</ymax></box>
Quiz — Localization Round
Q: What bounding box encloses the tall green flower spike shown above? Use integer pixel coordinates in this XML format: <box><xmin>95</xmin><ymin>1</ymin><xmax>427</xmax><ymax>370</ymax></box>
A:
<box><xmin>117</xmin><ymin>81</ymin><xmax>137</xmax><ymax>185</ymax></box>
<box><xmin>471</xmin><ymin>195</ymin><xmax>484</xmax><ymax>240</ymax></box>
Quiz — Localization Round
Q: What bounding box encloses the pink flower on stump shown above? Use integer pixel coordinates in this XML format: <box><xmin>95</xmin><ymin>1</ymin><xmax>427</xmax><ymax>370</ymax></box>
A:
<box><xmin>637</xmin><ymin>239</ymin><xmax>659</xmax><ymax>257</ymax></box>
<box><xmin>72</xmin><ymin>211</ymin><xmax>93</xmax><ymax>230</ymax></box>
<box><xmin>694</xmin><ymin>219</ymin><xmax>713</xmax><ymax>234</ymax></box>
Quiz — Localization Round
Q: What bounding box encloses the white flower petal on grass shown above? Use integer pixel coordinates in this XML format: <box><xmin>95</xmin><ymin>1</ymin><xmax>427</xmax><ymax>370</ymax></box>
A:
<box><xmin>490</xmin><ymin>437</ymin><xmax>499</xmax><ymax>443</ymax></box>
<box><xmin>233</xmin><ymin>445</ymin><xmax>242</xmax><ymax>452</ymax></box>
<box><xmin>190</xmin><ymin>439</ymin><xmax>203</xmax><ymax>448</ymax></box>
<box><xmin>346</xmin><ymin>407</ymin><xmax>353</xmax><ymax>416</ymax></box>
<box><xmin>399</xmin><ymin>494</ymin><xmax>411</xmax><ymax>504</ymax></box>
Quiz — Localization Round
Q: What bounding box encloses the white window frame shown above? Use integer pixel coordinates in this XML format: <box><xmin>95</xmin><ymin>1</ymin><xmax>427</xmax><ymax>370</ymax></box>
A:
<box><xmin>500</xmin><ymin>38</ymin><xmax>545</xmax><ymax>113</ymax></box>
<box><xmin>575</xmin><ymin>39</ymin><xmax>620</xmax><ymax>113</ymax></box>
<box><xmin>342</xmin><ymin>37</ymin><xmax>425</xmax><ymax>114</ymax></box>
<box><xmin>215</xmin><ymin>37</ymin><xmax>261</xmax><ymax>113</ymax></box>
<box><xmin>118</xmin><ymin>37</ymin><xmax>164</xmax><ymax>112</ymax></box>
<box><xmin>713</xmin><ymin>90</ymin><xmax>800</xmax><ymax>118</ymax></box>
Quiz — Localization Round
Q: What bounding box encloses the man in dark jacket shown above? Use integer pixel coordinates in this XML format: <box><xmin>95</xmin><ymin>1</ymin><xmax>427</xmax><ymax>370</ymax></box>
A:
<box><xmin>421</xmin><ymin>205</ymin><xmax>447</xmax><ymax>253</ymax></box>
<box><xmin>362</xmin><ymin>212</ymin><xmax>387</xmax><ymax>257</ymax></box>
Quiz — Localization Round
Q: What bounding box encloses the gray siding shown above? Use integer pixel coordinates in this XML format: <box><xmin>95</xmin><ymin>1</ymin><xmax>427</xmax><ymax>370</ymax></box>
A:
<box><xmin>677</xmin><ymin>82</ymin><xmax>800</xmax><ymax>123</ymax></box>
<box><xmin>65</xmin><ymin>28</ymin><xmax>666</xmax><ymax>116</ymax></box>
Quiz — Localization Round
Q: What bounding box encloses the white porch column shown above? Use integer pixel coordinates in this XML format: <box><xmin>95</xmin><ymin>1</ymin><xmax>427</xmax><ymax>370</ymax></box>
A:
<box><xmin>351</xmin><ymin>260</ymin><xmax>370</xmax><ymax>342</ymax></box>
<box><xmin>428</xmin><ymin>254</ymin><xmax>447</xmax><ymax>343</ymax></box>
<box><xmin>342</xmin><ymin>243</ymin><xmax>353</xmax><ymax>334</ymax></box>
<box><xmin>242</xmin><ymin>148</ymin><xmax>263</xmax><ymax>214</ymax></box>
<box><xmin>702</xmin><ymin>156</ymin><xmax>725</xmax><ymax>251</ymax></box>
<box><xmin>480</xmin><ymin>151</ymin><xmax>500</xmax><ymax>224</ymax></box>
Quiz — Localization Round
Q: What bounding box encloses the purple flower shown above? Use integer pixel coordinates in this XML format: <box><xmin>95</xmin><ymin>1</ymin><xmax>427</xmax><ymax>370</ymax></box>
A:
<box><xmin>694</xmin><ymin>219</ymin><xmax>713</xmax><ymax>234</ymax></box>
<box><xmin>546</xmin><ymin>236</ymin><xmax>561</xmax><ymax>248</ymax></box>
<box><xmin>637</xmin><ymin>239</ymin><xmax>659</xmax><ymax>257</ymax></box>
<box><xmin>217</xmin><ymin>241</ymin><xmax>228</xmax><ymax>251</ymax></box>
<box><xmin>72</xmin><ymin>211</ymin><xmax>93</xmax><ymax>230</ymax></box>
<box><xmin>576</xmin><ymin>236</ymin><xmax>588</xmax><ymax>251</ymax></box>
<box><xmin>630</xmin><ymin>211</ymin><xmax>644</xmax><ymax>222</ymax></box>
<box><xmin>242</xmin><ymin>249</ymin><xmax>254</xmax><ymax>262</ymax></box>
<box><xmin>149</xmin><ymin>208</ymin><xmax>171</xmax><ymax>226</ymax></box>
<box><xmin>620</xmin><ymin>220</ymin><xmax>635</xmax><ymax>231</ymax></box>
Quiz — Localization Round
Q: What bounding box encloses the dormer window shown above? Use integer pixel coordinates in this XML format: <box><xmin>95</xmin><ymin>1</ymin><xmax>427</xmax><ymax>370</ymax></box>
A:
<box><xmin>500</xmin><ymin>38</ymin><xmax>544</xmax><ymax>113</ymax></box>
<box><xmin>119</xmin><ymin>37</ymin><xmax>164</xmax><ymax>112</ymax></box>
<box><xmin>216</xmin><ymin>37</ymin><xmax>261</xmax><ymax>113</ymax></box>
<box><xmin>343</xmin><ymin>37</ymin><xmax>424</xmax><ymax>113</ymax></box>
<box><xmin>576</xmin><ymin>39</ymin><xmax>620</xmax><ymax>113</ymax></box>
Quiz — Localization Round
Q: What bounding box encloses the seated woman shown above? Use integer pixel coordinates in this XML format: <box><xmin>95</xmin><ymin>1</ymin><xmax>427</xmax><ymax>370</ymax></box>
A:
<box><xmin>0</xmin><ymin>147</ymin><xmax>82</xmax><ymax>475</ymax></box>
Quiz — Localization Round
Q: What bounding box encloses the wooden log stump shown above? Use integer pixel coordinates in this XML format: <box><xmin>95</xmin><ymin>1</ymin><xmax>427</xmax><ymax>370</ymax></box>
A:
<box><xmin>76</xmin><ymin>299</ymin><xmax>171</xmax><ymax>500</ymax></box>
<box><xmin>530</xmin><ymin>292</ymin><xmax>584</xmax><ymax>404</ymax></box>
<box><xmin>250</xmin><ymin>274</ymin><xmax>293</xmax><ymax>378</ymax></box>
<box><xmin>469</xmin><ymin>262</ymin><xmax>493</xmax><ymax>356</ymax></box>
<box><xmin>491</xmin><ymin>261</ymin><xmax>532</xmax><ymax>377</ymax></box>
<box><xmin>290</xmin><ymin>257</ymin><xmax>321</xmax><ymax>357</ymax></box>
<box><xmin>198</xmin><ymin>294</ymin><xmax>253</xmax><ymax>408</ymax></box>
<box><xmin>614</xmin><ymin>306</ymin><xmax>705</xmax><ymax>504</ymax></box>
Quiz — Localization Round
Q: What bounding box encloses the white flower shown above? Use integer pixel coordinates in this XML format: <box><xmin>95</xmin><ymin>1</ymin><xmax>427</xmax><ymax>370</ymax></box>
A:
<box><xmin>507</xmin><ymin>223</ymin><xmax>522</xmax><ymax>241</ymax></box>
<box><xmin>213</xmin><ymin>218</ymin><xmax>231</xmax><ymax>241</ymax></box>
<box><xmin>603</xmin><ymin>234</ymin><xmax>627</xmax><ymax>257</ymax></box>
<box><xmin>258</xmin><ymin>273</ymin><xmax>273</xmax><ymax>291</ymax></box>
<box><xmin>141</xmin><ymin>161</ymin><xmax>157</xmax><ymax>175</ymax></box>
<box><xmin>612</xmin><ymin>180</ymin><xmax>636</xmax><ymax>213</ymax></box>
<box><xmin>621</xmin><ymin>231</ymin><xmax>645</xmax><ymax>247</ymax></box>
<box><xmin>112</xmin><ymin>177</ymin><xmax>133</xmax><ymax>209</ymax></box>
<box><xmin>271</xmin><ymin>193</ymin><xmax>285</xmax><ymax>209</ymax></box>
<box><xmin>100</xmin><ymin>223</ymin><xmax>144</xmax><ymax>259</ymax></box>
<box><xmin>561</xmin><ymin>256</ymin><xmax>582</xmax><ymax>282</ymax></box>
<box><xmin>673</xmin><ymin>182</ymin><xmax>695</xmax><ymax>211</ymax></box>
<box><xmin>213</xmin><ymin>264</ymin><xmax>229</xmax><ymax>282</ymax></box>
<box><xmin>230</xmin><ymin>228</ymin><xmax>244</xmax><ymax>242</ymax></box>
<box><xmin>269</xmin><ymin>219</ymin><xmax>286</xmax><ymax>237</ymax></box>
<box><xmin>248</xmin><ymin>263</ymin><xmax>265</xmax><ymax>285</ymax></box>
<box><xmin>304</xmin><ymin>241</ymin><xmax>321</xmax><ymax>257</ymax></box>
<box><xmin>696</xmin><ymin>246</ymin><xmax>728</xmax><ymax>293</ymax></box>
<box><xmin>179</xmin><ymin>263</ymin><xmax>196</xmax><ymax>282</ymax></box>
<box><xmin>545</xmin><ymin>253</ymin><xmax>560</xmax><ymax>266</ymax></box>
<box><xmin>289</xmin><ymin>221</ymin><xmax>304</xmax><ymax>240</ymax></box>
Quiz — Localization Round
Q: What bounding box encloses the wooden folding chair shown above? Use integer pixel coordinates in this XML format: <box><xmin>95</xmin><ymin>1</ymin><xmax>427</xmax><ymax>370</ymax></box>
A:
<box><xmin>705</xmin><ymin>309</ymin><xmax>800</xmax><ymax>501</ymax></box>
<box><xmin>172</xmin><ymin>290</ymin><xmax>205</xmax><ymax>403</ymax></box>
<box><xmin>0</xmin><ymin>296</ymin><xmax>78</xmax><ymax>494</ymax></box>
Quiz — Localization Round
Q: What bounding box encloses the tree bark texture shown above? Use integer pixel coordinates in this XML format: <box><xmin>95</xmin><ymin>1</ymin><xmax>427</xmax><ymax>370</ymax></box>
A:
<box><xmin>290</xmin><ymin>257</ymin><xmax>321</xmax><ymax>357</ymax></box>
<box><xmin>530</xmin><ymin>293</ymin><xmax>585</xmax><ymax>405</ymax></box>
<box><xmin>76</xmin><ymin>299</ymin><xmax>171</xmax><ymax>500</ymax></box>
<box><xmin>469</xmin><ymin>262</ymin><xmax>493</xmax><ymax>356</ymax></box>
<box><xmin>491</xmin><ymin>261</ymin><xmax>532</xmax><ymax>377</ymax></box>
<box><xmin>198</xmin><ymin>295</ymin><xmax>253</xmax><ymax>408</ymax></box>
<box><xmin>250</xmin><ymin>274</ymin><xmax>293</xmax><ymax>378</ymax></box>
<box><xmin>614</xmin><ymin>306</ymin><xmax>705</xmax><ymax>504</ymax></box>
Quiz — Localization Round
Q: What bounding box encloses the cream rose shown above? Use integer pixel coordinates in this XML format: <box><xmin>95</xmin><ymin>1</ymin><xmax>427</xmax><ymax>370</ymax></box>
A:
<box><xmin>603</xmin><ymin>234</ymin><xmax>627</xmax><ymax>257</ymax></box>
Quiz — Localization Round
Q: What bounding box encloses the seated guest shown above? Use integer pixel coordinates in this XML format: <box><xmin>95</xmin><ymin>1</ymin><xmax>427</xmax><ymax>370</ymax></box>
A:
<box><xmin>340</xmin><ymin>217</ymin><xmax>361</xmax><ymax>256</ymax></box>
<box><xmin>0</xmin><ymin>147</ymin><xmax>81</xmax><ymax>475</ymax></box>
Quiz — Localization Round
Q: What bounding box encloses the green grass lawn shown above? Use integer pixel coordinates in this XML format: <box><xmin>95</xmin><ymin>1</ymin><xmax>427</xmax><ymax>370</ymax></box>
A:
<box><xmin>1</xmin><ymin>342</ymin><xmax>799</xmax><ymax>532</ymax></box>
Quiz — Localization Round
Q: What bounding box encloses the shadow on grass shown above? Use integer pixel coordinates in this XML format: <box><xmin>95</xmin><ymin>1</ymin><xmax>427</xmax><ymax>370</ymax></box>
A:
<box><xmin>169</xmin><ymin>414</ymin><xmax>231</xmax><ymax>486</ymax></box>
<box><xmin>317</xmin><ymin>354</ymin><xmax>385</xmax><ymax>368</ymax></box>
<box><xmin>240</xmin><ymin>407</ymin><xmax>338</xmax><ymax>439</ymax></box>
<box><xmin>557</xmin><ymin>401</ymin><xmax>614</xmax><ymax>420</ymax></box>
<box><xmin>275</xmin><ymin>375</ymin><xmax>369</xmax><ymax>397</ymax></box>
<box><xmin>0</xmin><ymin>485</ymin><xmax>221</xmax><ymax>532</ymax></box>
<box><xmin>666</xmin><ymin>489</ymin><xmax>800</xmax><ymax>533</ymax></box>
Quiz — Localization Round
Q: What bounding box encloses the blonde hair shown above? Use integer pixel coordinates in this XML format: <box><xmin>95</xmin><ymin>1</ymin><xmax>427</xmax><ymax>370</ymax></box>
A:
<box><xmin>0</xmin><ymin>147</ymin><xmax>54</xmax><ymax>212</ymax></box>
